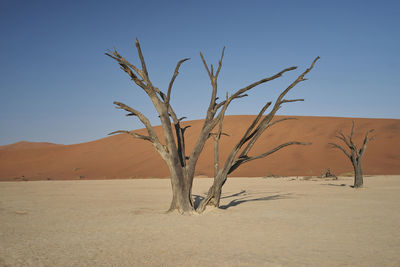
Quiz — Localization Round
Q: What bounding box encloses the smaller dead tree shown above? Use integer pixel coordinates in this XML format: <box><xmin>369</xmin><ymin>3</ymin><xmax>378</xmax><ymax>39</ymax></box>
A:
<box><xmin>329</xmin><ymin>122</ymin><xmax>375</xmax><ymax>188</ymax></box>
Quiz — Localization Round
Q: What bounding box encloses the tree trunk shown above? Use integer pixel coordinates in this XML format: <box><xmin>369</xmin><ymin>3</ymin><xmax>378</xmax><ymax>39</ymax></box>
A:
<box><xmin>353</xmin><ymin>162</ymin><xmax>363</xmax><ymax>188</ymax></box>
<box><xmin>167</xmin><ymin>166</ymin><xmax>194</xmax><ymax>214</ymax></box>
<box><xmin>197</xmin><ymin>173</ymin><xmax>226</xmax><ymax>213</ymax></box>
<box><xmin>168</xmin><ymin>181</ymin><xmax>194</xmax><ymax>214</ymax></box>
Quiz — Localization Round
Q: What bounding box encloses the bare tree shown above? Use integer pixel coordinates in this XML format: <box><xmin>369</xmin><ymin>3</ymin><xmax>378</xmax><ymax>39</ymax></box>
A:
<box><xmin>197</xmin><ymin>57</ymin><xmax>319</xmax><ymax>212</ymax></box>
<box><xmin>107</xmin><ymin>39</ymin><xmax>318</xmax><ymax>214</ymax></box>
<box><xmin>329</xmin><ymin>122</ymin><xmax>375</xmax><ymax>188</ymax></box>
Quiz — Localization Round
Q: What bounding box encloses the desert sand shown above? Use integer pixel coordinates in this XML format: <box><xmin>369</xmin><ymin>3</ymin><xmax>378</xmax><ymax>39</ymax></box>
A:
<box><xmin>1</xmin><ymin>176</ymin><xmax>400</xmax><ymax>266</ymax></box>
<box><xmin>1</xmin><ymin>115</ymin><xmax>399</xmax><ymax>181</ymax></box>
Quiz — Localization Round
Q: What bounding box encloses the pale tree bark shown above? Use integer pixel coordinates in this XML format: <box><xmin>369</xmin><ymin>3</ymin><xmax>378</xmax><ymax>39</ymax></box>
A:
<box><xmin>329</xmin><ymin>121</ymin><xmax>375</xmax><ymax>188</ymax></box>
<box><xmin>107</xmin><ymin>38</ymin><xmax>316</xmax><ymax>214</ymax></box>
<box><xmin>196</xmin><ymin>57</ymin><xmax>319</xmax><ymax>213</ymax></box>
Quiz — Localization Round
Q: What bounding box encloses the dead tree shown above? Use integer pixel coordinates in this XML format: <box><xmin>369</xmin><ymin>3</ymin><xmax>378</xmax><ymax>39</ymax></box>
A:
<box><xmin>197</xmin><ymin>57</ymin><xmax>319</xmax><ymax>213</ymax></box>
<box><xmin>329</xmin><ymin>122</ymin><xmax>375</xmax><ymax>188</ymax></box>
<box><xmin>107</xmin><ymin>39</ymin><xmax>318</xmax><ymax>214</ymax></box>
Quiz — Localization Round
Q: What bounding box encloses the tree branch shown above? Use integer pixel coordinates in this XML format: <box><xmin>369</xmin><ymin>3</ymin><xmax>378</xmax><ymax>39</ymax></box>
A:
<box><xmin>200</xmin><ymin>52</ymin><xmax>212</xmax><ymax>80</ymax></box>
<box><xmin>105</xmin><ymin>49</ymin><xmax>142</xmax><ymax>77</ymax></box>
<box><xmin>214</xmin><ymin>94</ymin><xmax>248</xmax><ymax>112</ymax></box>
<box><xmin>215</xmin><ymin>47</ymin><xmax>225</xmax><ymax>79</ymax></box>
<box><xmin>359</xmin><ymin>129</ymin><xmax>375</xmax><ymax>157</ymax></box>
<box><xmin>167</xmin><ymin>58</ymin><xmax>190</xmax><ymax>104</ymax></box>
<box><xmin>229</xmin><ymin>141</ymin><xmax>311</xmax><ymax>174</ymax></box>
<box><xmin>106</xmin><ymin>50</ymin><xmax>156</xmax><ymax>97</ymax></box>
<box><xmin>201</xmin><ymin>48</ymin><xmax>226</xmax><ymax>120</ymax></box>
<box><xmin>240</xmin><ymin>116</ymin><xmax>297</xmax><ymax>158</ymax></box>
<box><xmin>238</xmin><ymin>57</ymin><xmax>319</xmax><ymax>157</ymax></box>
<box><xmin>228</xmin><ymin>67</ymin><xmax>297</xmax><ymax>102</ymax></box>
<box><xmin>108</xmin><ymin>130</ymin><xmax>152</xmax><ymax>142</ymax></box>
<box><xmin>113</xmin><ymin>101</ymin><xmax>162</xmax><ymax>146</ymax></box>
<box><xmin>135</xmin><ymin>38</ymin><xmax>149</xmax><ymax>79</ymax></box>
<box><xmin>329</xmin><ymin>142</ymin><xmax>351</xmax><ymax>159</ymax></box>
<box><xmin>280</xmin><ymin>99</ymin><xmax>304</xmax><ymax>104</ymax></box>
<box><xmin>336</xmin><ymin>130</ymin><xmax>352</xmax><ymax>149</ymax></box>
<box><xmin>237</xmin><ymin>101</ymin><xmax>272</xmax><ymax>147</ymax></box>
<box><xmin>273</xmin><ymin>57</ymin><xmax>319</xmax><ymax>110</ymax></box>
<box><xmin>348</xmin><ymin>120</ymin><xmax>357</xmax><ymax>152</ymax></box>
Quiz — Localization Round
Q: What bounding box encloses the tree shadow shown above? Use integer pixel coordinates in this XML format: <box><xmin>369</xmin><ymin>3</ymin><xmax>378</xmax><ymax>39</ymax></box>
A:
<box><xmin>192</xmin><ymin>190</ymin><xmax>248</xmax><ymax>209</ymax></box>
<box><xmin>193</xmin><ymin>190</ymin><xmax>293</xmax><ymax>210</ymax></box>
<box><xmin>321</xmin><ymin>183</ymin><xmax>347</xmax><ymax>187</ymax></box>
<box><xmin>221</xmin><ymin>190</ymin><xmax>247</xmax><ymax>199</ymax></box>
<box><xmin>219</xmin><ymin>192</ymin><xmax>292</xmax><ymax>210</ymax></box>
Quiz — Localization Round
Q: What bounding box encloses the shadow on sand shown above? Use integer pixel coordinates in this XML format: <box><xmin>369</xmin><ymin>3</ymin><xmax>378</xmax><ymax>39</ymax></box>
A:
<box><xmin>321</xmin><ymin>183</ymin><xmax>347</xmax><ymax>187</ymax></box>
<box><xmin>193</xmin><ymin>190</ymin><xmax>292</xmax><ymax>210</ymax></box>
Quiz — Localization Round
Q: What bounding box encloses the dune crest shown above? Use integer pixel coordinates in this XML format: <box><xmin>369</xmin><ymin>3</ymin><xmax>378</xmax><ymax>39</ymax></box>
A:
<box><xmin>0</xmin><ymin>141</ymin><xmax>62</xmax><ymax>151</ymax></box>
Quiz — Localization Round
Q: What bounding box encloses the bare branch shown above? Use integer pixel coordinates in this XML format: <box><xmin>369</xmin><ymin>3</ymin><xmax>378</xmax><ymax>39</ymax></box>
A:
<box><xmin>113</xmin><ymin>101</ymin><xmax>161</xmax><ymax>145</ymax></box>
<box><xmin>215</xmin><ymin>47</ymin><xmax>225</xmax><ymax>78</ymax></box>
<box><xmin>200</xmin><ymin>52</ymin><xmax>212</xmax><ymax>79</ymax></box>
<box><xmin>210</xmin><ymin>132</ymin><xmax>229</xmax><ymax>137</ymax></box>
<box><xmin>215</xmin><ymin>94</ymin><xmax>248</xmax><ymax>111</ymax></box>
<box><xmin>167</xmin><ymin>58</ymin><xmax>190</xmax><ymax>103</ymax></box>
<box><xmin>229</xmin><ymin>141</ymin><xmax>311</xmax><ymax>174</ymax></box>
<box><xmin>247</xmin><ymin>141</ymin><xmax>311</xmax><ymax>162</ymax></box>
<box><xmin>280</xmin><ymin>99</ymin><xmax>304</xmax><ymax>104</ymax></box>
<box><xmin>268</xmin><ymin>117</ymin><xmax>298</xmax><ymax>128</ymax></box>
<box><xmin>240</xmin><ymin>115</ymin><xmax>295</xmax><ymax>158</ymax></box>
<box><xmin>108</xmin><ymin>130</ymin><xmax>130</xmax><ymax>135</ymax></box>
<box><xmin>182</xmin><ymin>125</ymin><xmax>191</xmax><ymax>132</ymax></box>
<box><xmin>329</xmin><ymin>142</ymin><xmax>351</xmax><ymax>159</ymax></box>
<box><xmin>234</xmin><ymin>58</ymin><xmax>319</xmax><ymax>161</ymax></box>
<box><xmin>230</xmin><ymin>67</ymin><xmax>297</xmax><ymax>101</ymax></box>
<box><xmin>135</xmin><ymin>38</ymin><xmax>149</xmax><ymax>78</ymax></box>
<box><xmin>273</xmin><ymin>57</ymin><xmax>320</xmax><ymax>109</ymax></box>
<box><xmin>108</xmin><ymin>130</ymin><xmax>152</xmax><ymax>142</ymax></box>
<box><xmin>359</xmin><ymin>129</ymin><xmax>375</xmax><ymax>157</ymax></box>
<box><xmin>105</xmin><ymin>50</ymin><xmax>142</xmax><ymax>80</ymax></box>
<box><xmin>239</xmin><ymin>101</ymin><xmax>272</xmax><ymax>146</ymax></box>
<box><xmin>335</xmin><ymin>130</ymin><xmax>352</xmax><ymax>149</ymax></box>
<box><xmin>349</xmin><ymin>121</ymin><xmax>357</xmax><ymax>149</ymax></box>
<box><xmin>106</xmin><ymin>50</ymin><xmax>155</xmax><ymax>97</ymax></box>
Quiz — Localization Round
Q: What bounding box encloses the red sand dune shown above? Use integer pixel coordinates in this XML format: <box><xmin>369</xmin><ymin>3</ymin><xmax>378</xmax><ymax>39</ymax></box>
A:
<box><xmin>0</xmin><ymin>115</ymin><xmax>399</xmax><ymax>181</ymax></box>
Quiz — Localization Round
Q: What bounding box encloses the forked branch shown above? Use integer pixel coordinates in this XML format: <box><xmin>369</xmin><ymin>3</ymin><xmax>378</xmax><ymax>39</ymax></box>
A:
<box><xmin>229</xmin><ymin>141</ymin><xmax>311</xmax><ymax>174</ymax></box>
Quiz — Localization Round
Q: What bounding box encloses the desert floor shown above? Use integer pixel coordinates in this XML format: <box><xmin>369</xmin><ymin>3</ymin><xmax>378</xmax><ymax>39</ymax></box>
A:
<box><xmin>1</xmin><ymin>176</ymin><xmax>399</xmax><ymax>266</ymax></box>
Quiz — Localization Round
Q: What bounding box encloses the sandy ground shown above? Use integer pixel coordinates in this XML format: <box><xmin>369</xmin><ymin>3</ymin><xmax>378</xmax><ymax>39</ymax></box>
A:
<box><xmin>1</xmin><ymin>176</ymin><xmax>400</xmax><ymax>266</ymax></box>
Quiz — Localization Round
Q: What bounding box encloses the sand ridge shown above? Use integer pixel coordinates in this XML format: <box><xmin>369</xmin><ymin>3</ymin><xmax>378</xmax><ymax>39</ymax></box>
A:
<box><xmin>0</xmin><ymin>115</ymin><xmax>399</xmax><ymax>181</ymax></box>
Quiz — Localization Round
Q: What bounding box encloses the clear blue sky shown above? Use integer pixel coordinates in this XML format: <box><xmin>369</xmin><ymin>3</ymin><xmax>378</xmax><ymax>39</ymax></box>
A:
<box><xmin>1</xmin><ymin>0</ymin><xmax>399</xmax><ymax>145</ymax></box>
